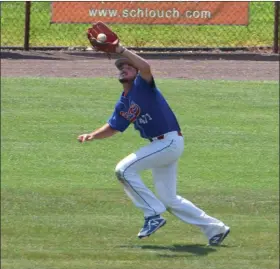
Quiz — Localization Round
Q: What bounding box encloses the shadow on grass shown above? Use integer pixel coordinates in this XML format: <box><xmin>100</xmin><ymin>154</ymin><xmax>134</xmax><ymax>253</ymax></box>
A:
<box><xmin>63</xmin><ymin>51</ymin><xmax>280</xmax><ymax>62</ymax></box>
<box><xmin>0</xmin><ymin>51</ymin><xmax>65</xmax><ymax>60</ymax></box>
<box><xmin>120</xmin><ymin>244</ymin><xmax>219</xmax><ymax>256</ymax></box>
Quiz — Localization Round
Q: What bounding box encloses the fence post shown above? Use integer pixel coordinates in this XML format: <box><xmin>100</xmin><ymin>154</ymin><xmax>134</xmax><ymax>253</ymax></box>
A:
<box><xmin>24</xmin><ymin>1</ymin><xmax>31</xmax><ymax>51</ymax></box>
<box><xmin>273</xmin><ymin>1</ymin><xmax>279</xmax><ymax>54</ymax></box>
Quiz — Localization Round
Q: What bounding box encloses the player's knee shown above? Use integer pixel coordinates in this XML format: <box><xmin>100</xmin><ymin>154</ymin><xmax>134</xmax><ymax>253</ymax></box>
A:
<box><xmin>115</xmin><ymin>162</ymin><xmax>130</xmax><ymax>180</ymax></box>
<box><xmin>115</xmin><ymin>163</ymin><xmax>125</xmax><ymax>180</ymax></box>
<box><xmin>115</xmin><ymin>161</ymin><xmax>137</xmax><ymax>181</ymax></box>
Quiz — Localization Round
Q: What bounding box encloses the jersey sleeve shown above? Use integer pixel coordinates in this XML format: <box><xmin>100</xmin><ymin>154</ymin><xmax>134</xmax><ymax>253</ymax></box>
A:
<box><xmin>107</xmin><ymin>104</ymin><xmax>130</xmax><ymax>133</ymax></box>
<box><xmin>134</xmin><ymin>73</ymin><xmax>156</xmax><ymax>90</ymax></box>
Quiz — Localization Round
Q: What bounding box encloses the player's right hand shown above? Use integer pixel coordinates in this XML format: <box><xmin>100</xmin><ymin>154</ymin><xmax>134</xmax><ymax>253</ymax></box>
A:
<box><xmin>77</xmin><ymin>134</ymin><xmax>94</xmax><ymax>143</ymax></box>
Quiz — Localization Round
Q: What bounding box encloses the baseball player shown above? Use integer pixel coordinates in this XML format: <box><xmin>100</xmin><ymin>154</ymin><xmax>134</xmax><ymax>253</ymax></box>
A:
<box><xmin>78</xmin><ymin>23</ymin><xmax>230</xmax><ymax>245</ymax></box>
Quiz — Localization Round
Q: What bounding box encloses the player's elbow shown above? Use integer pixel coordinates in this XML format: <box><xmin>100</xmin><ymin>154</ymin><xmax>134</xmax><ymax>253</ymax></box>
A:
<box><xmin>139</xmin><ymin>62</ymin><xmax>152</xmax><ymax>81</ymax></box>
<box><xmin>108</xmin><ymin>126</ymin><xmax>119</xmax><ymax>135</ymax></box>
<box><xmin>139</xmin><ymin>61</ymin><xmax>151</xmax><ymax>73</ymax></box>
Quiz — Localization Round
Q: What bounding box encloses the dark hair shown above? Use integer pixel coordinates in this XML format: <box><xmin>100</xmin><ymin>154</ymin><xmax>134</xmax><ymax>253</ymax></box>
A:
<box><xmin>119</xmin><ymin>63</ymin><xmax>138</xmax><ymax>71</ymax></box>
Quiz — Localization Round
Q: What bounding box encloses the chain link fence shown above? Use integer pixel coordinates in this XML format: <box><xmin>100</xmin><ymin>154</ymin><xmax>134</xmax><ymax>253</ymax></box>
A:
<box><xmin>0</xmin><ymin>1</ymin><xmax>279</xmax><ymax>52</ymax></box>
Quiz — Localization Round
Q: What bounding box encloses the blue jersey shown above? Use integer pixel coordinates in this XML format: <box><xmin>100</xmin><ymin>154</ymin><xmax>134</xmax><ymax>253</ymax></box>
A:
<box><xmin>108</xmin><ymin>74</ymin><xmax>181</xmax><ymax>140</ymax></box>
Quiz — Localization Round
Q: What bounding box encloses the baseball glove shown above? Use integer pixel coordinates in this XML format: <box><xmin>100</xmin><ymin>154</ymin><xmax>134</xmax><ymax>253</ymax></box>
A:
<box><xmin>87</xmin><ymin>21</ymin><xmax>119</xmax><ymax>54</ymax></box>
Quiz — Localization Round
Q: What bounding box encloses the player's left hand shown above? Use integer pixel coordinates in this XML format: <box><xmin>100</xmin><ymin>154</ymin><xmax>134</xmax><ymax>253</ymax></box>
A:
<box><xmin>87</xmin><ymin>21</ymin><xmax>119</xmax><ymax>54</ymax></box>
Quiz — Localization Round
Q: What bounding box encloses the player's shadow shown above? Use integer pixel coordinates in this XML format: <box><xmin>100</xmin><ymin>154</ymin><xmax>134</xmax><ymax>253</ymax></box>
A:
<box><xmin>120</xmin><ymin>243</ymin><xmax>218</xmax><ymax>256</ymax></box>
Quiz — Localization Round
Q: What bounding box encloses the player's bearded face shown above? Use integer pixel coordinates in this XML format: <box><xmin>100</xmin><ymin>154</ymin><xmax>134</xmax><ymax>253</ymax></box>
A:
<box><xmin>119</xmin><ymin>64</ymin><xmax>137</xmax><ymax>83</ymax></box>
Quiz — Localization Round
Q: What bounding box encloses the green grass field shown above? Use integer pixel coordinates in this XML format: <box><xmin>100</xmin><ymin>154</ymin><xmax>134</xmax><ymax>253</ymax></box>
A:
<box><xmin>1</xmin><ymin>77</ymin><xmax>279</xmax><ymax>269</ymax></box>
<box><xmin>0</xmin><ymin>2</ymin><xmax>275</xmax><ymax>47</ymax></box>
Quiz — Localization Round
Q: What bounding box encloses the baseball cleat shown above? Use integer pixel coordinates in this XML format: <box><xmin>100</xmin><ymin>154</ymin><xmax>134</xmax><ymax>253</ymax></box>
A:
<box><xmin>208</xmin><ymin>226</ymin><xmax>230</xmax><ymax>246</ymax></box>
<box><xmin>138</xmin><ymin>215</ymin><xmax>166</xmax><ymax>239</ymax></box>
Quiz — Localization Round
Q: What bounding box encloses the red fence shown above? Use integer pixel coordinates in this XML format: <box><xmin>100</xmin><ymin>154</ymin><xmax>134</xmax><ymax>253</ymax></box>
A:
<box><xmin>0</xmin><ymin>1</ymin><xmax>279</xmax><ymax>53</ymax></box>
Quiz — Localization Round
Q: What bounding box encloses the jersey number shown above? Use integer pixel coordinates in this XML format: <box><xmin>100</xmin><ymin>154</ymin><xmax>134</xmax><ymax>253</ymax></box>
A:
<box><xmin>138</xmin><ymin>113</ymin><xmax>152</xmax><ymax>124</ymax></box>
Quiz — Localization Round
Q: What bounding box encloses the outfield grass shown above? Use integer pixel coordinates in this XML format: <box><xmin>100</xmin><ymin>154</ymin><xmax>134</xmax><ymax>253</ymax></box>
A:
<box><xmin>0</xmin><ymin>2</ymin><xmax>275</xmax><ymax>47</ymax></box>
<box><xmin>1</xmin><ymin>77</ymin><xmax>279</xmax><ymax>269</ymax></box>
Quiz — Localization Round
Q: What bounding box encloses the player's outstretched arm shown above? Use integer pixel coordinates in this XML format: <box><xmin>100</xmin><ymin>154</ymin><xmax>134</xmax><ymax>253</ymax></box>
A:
<box><xmin>78</xmin><ymin>123</ymin><xmax>118</xmax><ymax>143</ymax></box>
<box><xmin>116</xmin><ymin>45</ymin><xmax>153</xmax><ymax>83</ymax></box>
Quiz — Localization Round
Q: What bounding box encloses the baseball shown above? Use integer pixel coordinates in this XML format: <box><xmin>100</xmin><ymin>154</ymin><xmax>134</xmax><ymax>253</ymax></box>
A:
<box><xmin>97</xmin><ymin>33</ymin><xmax>107</xmax><ymax>43</ymax></box>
